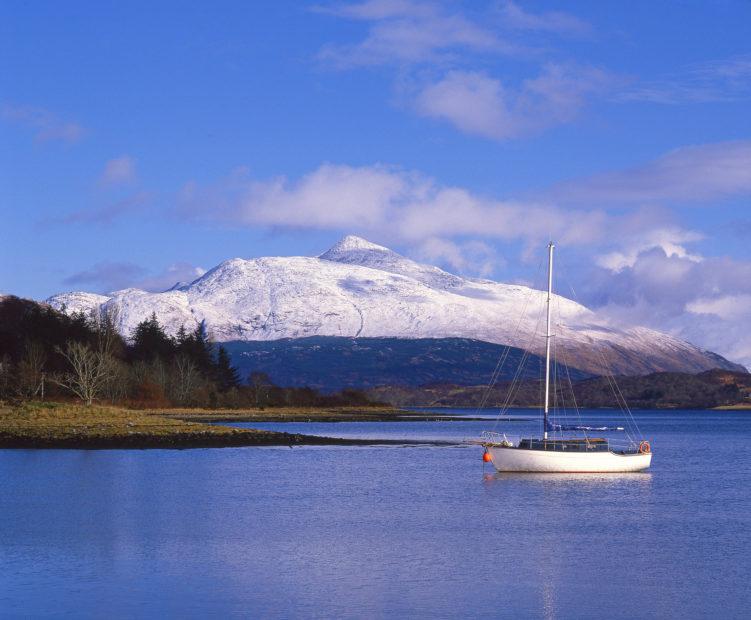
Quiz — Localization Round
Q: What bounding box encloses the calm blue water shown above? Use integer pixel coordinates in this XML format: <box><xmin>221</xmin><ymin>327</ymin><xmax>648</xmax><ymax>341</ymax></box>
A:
<box><xmin>1</xmin><ymin>410</ymin><xmax>750</xmax><ymax>618</ymax></box>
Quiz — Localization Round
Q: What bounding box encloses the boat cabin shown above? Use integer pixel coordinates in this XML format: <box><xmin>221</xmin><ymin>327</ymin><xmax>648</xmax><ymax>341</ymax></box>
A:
<box><xmin>518</xmin><ymin>438</ymin><xmax>610</xmax><ymax>452</ymax></box>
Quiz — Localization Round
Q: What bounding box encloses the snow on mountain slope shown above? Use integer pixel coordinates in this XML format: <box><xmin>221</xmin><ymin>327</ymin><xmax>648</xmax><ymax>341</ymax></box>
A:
<box><xmin>319</xmin><ymin>235</ymin><xmax>468</xmax><ymax>290</ymax></box>
<box><xmin>47</xmin><ymin>291</ymin><xmax>111</xmax><ymax>315</ymax></box>
<box><xmin>46</xmin><ymin>236</ymin><xmax>745</xmax><ymax>375</ymax></box>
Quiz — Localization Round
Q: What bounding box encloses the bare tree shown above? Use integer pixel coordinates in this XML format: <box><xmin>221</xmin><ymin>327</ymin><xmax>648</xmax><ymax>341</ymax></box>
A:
<box><xmin>18</xmin><ymin>340</ymin><xmax>47</xmax><ymax>398</ymax></box>
<box><xmin>248</xmin><ymin>371</ymin><xmax>272</xmax><ymax>408</ymax></box>
<box><xmin>103</xmin><ymin>359</ymin><xmax>130</xmax><ymax>404</ymax></box>
<box><xmin>92</xmin><ymin>304</ymin><xmax>121</xmax><ymax>357</ymax></box>
<box><xmin>171</xmin><ymin>354</ymin><xmax>201</xmax><ymax>405</ymax></box>
<box><xmin>51</xmin><ymin>341</ymin><xmax>116</xmax><ymax>406</ymax></box>
<box><xmin>0</xmin><ymin>354</ymin><xmax>13</xmax><ymax>400</ymax></box>
<box><xmin>129</xmin><ymin>360</ymin><xmax>150</xmax><ymax>388</ymax></box>
<box><xmin>149</xmin><ymin>357</ymin><xmax>169</xmax><ymax>392</ymax></box>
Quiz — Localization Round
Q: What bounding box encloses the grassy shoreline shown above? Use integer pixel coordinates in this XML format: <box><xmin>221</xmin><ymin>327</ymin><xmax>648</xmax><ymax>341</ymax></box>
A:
<box><xmin>712</xmin><ymin>404</ymin><xmax>751</xmax><ymax>410</ymax></box>
<box><xmin>0</xmin><ymin>401</ymin><xmax>473</xmax><ymax>450</ymax></box>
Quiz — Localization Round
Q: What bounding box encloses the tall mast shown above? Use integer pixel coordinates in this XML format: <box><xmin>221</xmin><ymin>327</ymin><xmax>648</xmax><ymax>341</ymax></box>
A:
<box><xmin>543</xmin><ymin>241</ymin><xmax>554</xmax><ymax>440</ymax></box>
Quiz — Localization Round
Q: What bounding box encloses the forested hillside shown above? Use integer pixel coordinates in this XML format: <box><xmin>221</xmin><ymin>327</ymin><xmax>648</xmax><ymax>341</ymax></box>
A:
<box><xmin>368</xmin><ymin>370</ymin><xmax>751</xmax><ymax>409</ymax></box>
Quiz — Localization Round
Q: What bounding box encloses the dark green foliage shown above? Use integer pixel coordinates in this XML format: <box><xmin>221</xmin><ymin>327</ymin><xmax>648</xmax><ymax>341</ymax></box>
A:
<box><xmin>215</xmin><ymin>346</ymin><xmax>241</xmax><ymax>391</ymax></box>
<box><xmin>0</xmin><ymin>296</ymin><xmax>123</xmax><ymax>373</ymax></box>
<box><xmin>130</xmin><ymin>313</ymin><xmax>176</xmax><ymax>361</ymax></box>
<box><xmin>177</xmin><ymin>321</ymin><xmax>214</xmax><ymax>375</ymax></box>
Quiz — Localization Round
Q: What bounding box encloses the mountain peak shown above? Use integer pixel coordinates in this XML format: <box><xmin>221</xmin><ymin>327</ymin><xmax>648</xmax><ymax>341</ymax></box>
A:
<box><xmin>319</xmin><ymin>235</ymin><xmax>392</xmax><ymax>259</ymax></box>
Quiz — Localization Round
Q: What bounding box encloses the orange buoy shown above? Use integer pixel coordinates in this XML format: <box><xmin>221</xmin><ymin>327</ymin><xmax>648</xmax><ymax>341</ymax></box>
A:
<box><xmin>482</xmin><ymin>450</ymin><xmax>492</xmax><ymax>462</ymax></box>
<box><xmin>639</xmin><ymin>440</ymin><xmax>651</xmax><ymax>454</ymax></box>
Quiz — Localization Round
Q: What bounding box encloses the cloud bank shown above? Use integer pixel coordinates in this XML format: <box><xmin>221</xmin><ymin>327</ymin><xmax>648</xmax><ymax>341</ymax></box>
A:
<box><xmin>180</xmin><ymin>162</ymin><xmax>616</xmax><ymax>252</ymax></box>
<box><xmin>585</xmin><ymin>249</ymin><xmax>751</xmax><ymax>369</ymax></box>
<box><xmin>64</xmin><ymin>261</ymin><xmax>205</xmax><ymax>294</ymax></box>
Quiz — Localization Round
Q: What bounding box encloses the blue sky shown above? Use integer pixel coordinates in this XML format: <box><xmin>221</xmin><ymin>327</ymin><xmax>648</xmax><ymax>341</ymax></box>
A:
<box><xmin>2</xmin><ymin>1</ymin><xmax>751</xmax><ymax>364</ymax></box>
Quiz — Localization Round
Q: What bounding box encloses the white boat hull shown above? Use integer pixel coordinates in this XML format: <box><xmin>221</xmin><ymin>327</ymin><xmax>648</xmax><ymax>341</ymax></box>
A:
<box><xmin>487</xmin><ymin>446</ymin><xmax>652</xmax><ymax>473</ymax></box>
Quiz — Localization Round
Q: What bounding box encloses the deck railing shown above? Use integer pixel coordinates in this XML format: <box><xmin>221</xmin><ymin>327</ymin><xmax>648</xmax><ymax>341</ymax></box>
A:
<box><xmin>479</xmin><ymin>431</ymin><xmax>518</xmax><ymax>447</ymax></box>
<box><xmin>478</xmin><ymin>431</ymin><xmax>643</xmax><ymax>454</ymax></box>
<box><xmin>606</xmin><ymin>439</ymin><xmax>642</xmax><ymax>455</ymax></box>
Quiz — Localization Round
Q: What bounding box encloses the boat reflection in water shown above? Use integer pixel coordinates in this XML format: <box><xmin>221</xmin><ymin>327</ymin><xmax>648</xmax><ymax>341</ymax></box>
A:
<box><xmin>482</xmin><ymin>470</ymin><xmax>653</xmax><ymax>485</ymax></box>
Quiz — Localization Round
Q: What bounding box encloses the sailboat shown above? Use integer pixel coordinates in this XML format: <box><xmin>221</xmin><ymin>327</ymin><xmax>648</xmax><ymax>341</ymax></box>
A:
<box><xmin>480</xmin><ymin>242</ymin><xmax>652</xmax><ymax>473</ymax></box>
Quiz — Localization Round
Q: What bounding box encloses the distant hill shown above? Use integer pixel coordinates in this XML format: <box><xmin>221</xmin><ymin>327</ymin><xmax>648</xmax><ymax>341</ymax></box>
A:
<box><xmin>367</xmin><ymin>369</ymin><xmax>751</xmax><ymax>410</ymax></box>
<box><xmin>224</xmin><ymin>336</ymin><xmax>592</xmax><ymax>391</ymax></box>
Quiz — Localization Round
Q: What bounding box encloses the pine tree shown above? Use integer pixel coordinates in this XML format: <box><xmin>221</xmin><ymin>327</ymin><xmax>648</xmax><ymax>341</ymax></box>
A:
<box><xmin>175</xmin><ymin>325</ymin><xmax>188</xmax><ymax>347</ymax></box>
<box><xmin>178</xmin><ymin>320</ymin><xmax>214</xmax><ymax>375</ymax></box>
<box><xmin>130</xmin><ymin>313</ymin><xmax>175</xmax><ymax>361</ymax></box>
<box><xmin>215</xmin><ymin>346</ymin><xmax>241</xmax><ymax>392</ymax></box>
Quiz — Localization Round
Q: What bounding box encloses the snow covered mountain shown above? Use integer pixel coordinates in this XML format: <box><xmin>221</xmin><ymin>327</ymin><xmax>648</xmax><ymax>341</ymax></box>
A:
<box><xmin>47</xmin><ymin>235</ymin><xmax>744</xmax><ymax>376</ymax></box>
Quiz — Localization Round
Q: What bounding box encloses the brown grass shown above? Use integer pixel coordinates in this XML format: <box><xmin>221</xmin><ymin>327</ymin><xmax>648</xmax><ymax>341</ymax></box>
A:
<box><xmin>0</xmin><ymin>401</ymin><xmax>465</xmax><ymax>449</ymax></box>
<box><xmin>0</xmin><ymin>401</ymin><xmax>377</xmax><ymax>448</ymax></box>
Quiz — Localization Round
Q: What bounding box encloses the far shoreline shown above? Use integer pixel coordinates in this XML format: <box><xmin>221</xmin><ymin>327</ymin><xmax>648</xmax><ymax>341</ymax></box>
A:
<box><xmin>1</xmin><ymin>401</ymin><xmax>747</xmax><ymax>452</ymax></box>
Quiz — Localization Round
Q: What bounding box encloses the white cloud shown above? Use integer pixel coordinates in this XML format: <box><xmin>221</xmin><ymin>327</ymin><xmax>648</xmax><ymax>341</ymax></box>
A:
<box><xmin>499</xmin><ymin>1</ymin><xmax>590</xmax><ymax>36</ymax></box>
<box><xmin>414</xmin><ymin>71</ymin><xmax>515</xmax><ymax>139</ymax></box>
<box><xmin>553</xmin><ymin>140</ymin><xmax>751</xmax><ymax>205</ymax></box>
<box><xmin>682</xmin><ymin>296</ymin><xmax>751</xmax><ymax>367</ymax></box>
<box><xmin>416</xmin><ymin>237</ymin><xmax>499</xmax><ymax>276</ymax></box>
<box><xmin>100</xmin><ymin>155</ymin><xmax>137</xmax><ymax>185</ymax></box>
<box><xmin>1</xmin><ymin>104</ymin><xmax>84</xmax><ymax>143</ymax></box>
<box><xmin>596</xmin><ymin>228</ymin><xmax>704</xmax><ymax>272</ymax></box>
<box><xmin>179</xmin><ymin>162</ymin><xmax>611</xmax><ymax>247</ymax></box>
<box><xmin>583</xmin><ymin>248</ymin><xmax>751</xmax><ymax>369</ymax></box>
<box><xmin>686</xmin><ymin>294</ymin><xmax>751</xmax><ymax>321</ymax></box>
<box><xmin>414</xmin><ymin>64</ymin><xmax>613</xmax><ymax>140</ymax></box>
<box><xmin>316</xmin><ymin>0</ymin><xmax>512</xmax><ymax>68</ymax></box>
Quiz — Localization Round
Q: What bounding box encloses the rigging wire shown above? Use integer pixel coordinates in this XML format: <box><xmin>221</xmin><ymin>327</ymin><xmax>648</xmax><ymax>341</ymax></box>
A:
<box><xmin>556</xmin><ymin>257</ymin><xmax>644</xmax><ymax>443</ymax></box>
<box><xmin>495</xmin><ymin>298</ymin><xmax>547</xmax><ymax>424</ymax></box>
<box><xmin>473</xmin><ymin>258</ymin><xmax>545</xmax><ymax>417</ymax></box>
<box><xmin>554</xmin><ymin>292</ymin><xmax>586</xmax><ymax>434</ymax></box>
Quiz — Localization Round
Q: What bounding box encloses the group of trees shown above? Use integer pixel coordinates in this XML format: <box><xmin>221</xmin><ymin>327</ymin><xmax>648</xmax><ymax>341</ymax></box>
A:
<box><xmin>0</xmin><ymin>296</ymin><xmax>238</xmax><ymax>407</ymax></box>
<box><xmin>0</xmin><ymin>296</ymin><xmax>373</xmax><ymax>408</ymax></box>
